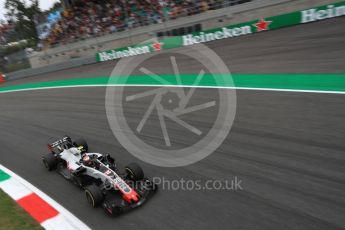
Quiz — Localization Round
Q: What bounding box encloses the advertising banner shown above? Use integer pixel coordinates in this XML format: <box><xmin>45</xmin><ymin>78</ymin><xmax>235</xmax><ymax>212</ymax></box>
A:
<box><xmin>96</xmin><ymin>1</ymin><xmax>345</xmax><ymax>62</ymax></box>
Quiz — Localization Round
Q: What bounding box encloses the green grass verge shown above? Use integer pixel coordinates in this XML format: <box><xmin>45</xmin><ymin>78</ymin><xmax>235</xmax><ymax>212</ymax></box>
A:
<box><xmin>0</xmin><ymin>189</ymin><xmax>43</xmax><ymax>230</ymax></box>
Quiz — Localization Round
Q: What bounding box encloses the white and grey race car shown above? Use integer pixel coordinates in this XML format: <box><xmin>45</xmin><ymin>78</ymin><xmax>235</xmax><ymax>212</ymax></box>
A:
<box><xmin>42</xmin><ymin>136</ymin><xmax>157</xmax><ymax>216</ymax></box>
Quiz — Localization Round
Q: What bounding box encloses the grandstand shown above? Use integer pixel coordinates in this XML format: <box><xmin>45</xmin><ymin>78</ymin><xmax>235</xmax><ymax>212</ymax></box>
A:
<box><xmin>15</xmin><ymin>0</ymin><xmax>337</xmax><ymax>73</ymax></box>
<box><xmin>44</xmin><ymin>0</ymin><xmax>253</xmax><ymax>46</ymax></box>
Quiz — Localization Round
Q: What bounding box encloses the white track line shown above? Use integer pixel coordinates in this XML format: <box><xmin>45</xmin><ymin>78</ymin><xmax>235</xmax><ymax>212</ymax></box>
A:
<box><xmin>0</xmin><ymin>84</ymin><xmax>345</xmax><ymax>95</ymax></box>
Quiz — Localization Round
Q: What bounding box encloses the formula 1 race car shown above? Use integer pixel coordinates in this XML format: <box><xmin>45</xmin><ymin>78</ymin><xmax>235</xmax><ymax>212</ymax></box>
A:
<box><xmin>42</xmin><ymin>136</ymin><xmax>157</xmax><ymax>216</ymax></box>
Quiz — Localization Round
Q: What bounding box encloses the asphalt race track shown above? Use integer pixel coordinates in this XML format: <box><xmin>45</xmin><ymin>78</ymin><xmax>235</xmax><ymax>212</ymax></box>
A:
<box><xmin>1</xmin><ymin>18</ymin><xmax>345</xmax><ymax>230</ymax></box>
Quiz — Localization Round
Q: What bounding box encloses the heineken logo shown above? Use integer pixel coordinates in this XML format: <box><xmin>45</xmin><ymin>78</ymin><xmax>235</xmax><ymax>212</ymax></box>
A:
<box><xmin>98</xmin><ymin>46</ymin><xmax>151</xmax><ymax>62</ymax></box>
<box><xmin>301</xmin><ymin>4</ymin><xmax>345</xmax><ymax>23</ymax></box>
<box><xmin>254</xmin><ymin>19</ymin><xmax>272</xmax><ymax>32</ymax></box>
<box><xmin>152</xmin><ymin>41</ymin><xmax>163</xmax><ymax>51</ymax></box>
<box><xmin>182</xmin><ymin>26</ymin><xmax>252</xmax><ymax>46</ymax></box>
<box><xmin>97</xmin><ymin>42</ymin><xmax>165</xmax><ymax>62</ymax></box>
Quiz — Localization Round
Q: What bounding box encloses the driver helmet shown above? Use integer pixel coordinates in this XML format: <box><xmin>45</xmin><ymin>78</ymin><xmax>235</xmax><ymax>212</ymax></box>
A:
<box><xmin>82</xmin><ymin>155</ymin><xmax>93</xmax><ymax>166</ymax></box>
<box><xmin>77</xmin><ymin>146</ymin><xmax>87</xmax><ymax>154</ymax></box>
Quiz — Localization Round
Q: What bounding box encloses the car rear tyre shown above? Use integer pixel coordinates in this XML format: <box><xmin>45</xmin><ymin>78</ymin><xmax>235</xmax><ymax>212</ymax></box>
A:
<box><xmin>125</xmin><ymin>163</ymin><xmax>144</xmax><ymax>181</ymax></box>
<box><xmin>85</xmin><ymin>184</ymin><xmax>103</xmax><ymax>207</ymax></box>
<box><xmin>42</xmin><ymin>153</ymin><xmax>57</xmax><ymax>171</ymax></box>
<box><xmin>74</xmin><ymin>138</ymin><xmax>88</xmax><ymax>152</ymax></box>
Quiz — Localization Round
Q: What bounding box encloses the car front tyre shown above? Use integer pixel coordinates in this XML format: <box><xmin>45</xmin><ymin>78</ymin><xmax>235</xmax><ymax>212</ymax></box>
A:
<box><xmin>85</xmin><ymin>184</ymin><xmax>104</xmax><ymax>207</ymax></box>
<box><xmin>125</xmin><ymin>163</ymin><xmax>144</xmax><ymax>181</ymax></box>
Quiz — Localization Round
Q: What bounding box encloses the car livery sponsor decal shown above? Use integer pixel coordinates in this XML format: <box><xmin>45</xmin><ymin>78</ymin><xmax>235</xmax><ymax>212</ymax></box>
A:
<box><xmin>114</xmin><ymin>176</ymin><xmax>131</xmax><ymax>193</ymax></box>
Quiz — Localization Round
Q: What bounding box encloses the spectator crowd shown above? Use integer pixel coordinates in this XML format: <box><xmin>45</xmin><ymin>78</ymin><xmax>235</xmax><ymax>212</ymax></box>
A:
<box><xmin>44</xmin><ymin>0</ymin><xmax>252</xmax><ymax>46</ymax></box>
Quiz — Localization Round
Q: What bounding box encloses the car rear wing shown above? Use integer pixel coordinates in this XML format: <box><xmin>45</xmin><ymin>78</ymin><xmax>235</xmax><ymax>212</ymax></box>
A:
<box><xmin>47</xmin><ymin>136</ymin><xmax>72</xmax><ymax>153</ymax></box>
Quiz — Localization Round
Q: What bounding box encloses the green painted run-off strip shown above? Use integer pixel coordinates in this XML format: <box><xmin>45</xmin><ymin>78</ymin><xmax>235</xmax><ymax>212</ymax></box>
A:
<box><xmin>1</xmin><ymin>74</ymin><xmax>345</xmax><ymax>93</ymax></box>
<box><xmin>0</xmin><ymin>169</ymin><xmax>11</xmax><ymax>182</ymax></box>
